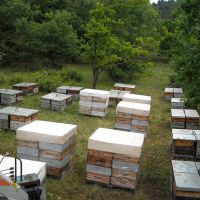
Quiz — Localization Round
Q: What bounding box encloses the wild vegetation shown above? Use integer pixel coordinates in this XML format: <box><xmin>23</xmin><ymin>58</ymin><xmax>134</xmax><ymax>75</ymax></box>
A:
<box><xmin>0</xmin><ymin>0</ymin><xmax>200</xmax><ymax>199</ymax></box>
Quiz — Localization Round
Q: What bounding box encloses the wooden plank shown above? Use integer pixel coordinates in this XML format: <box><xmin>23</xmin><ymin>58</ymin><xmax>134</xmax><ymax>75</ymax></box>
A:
<box><xmin>17</xmin><ymin>139</ymin><xmax>39</xmax><ymax>149</ymax></box>
<box><xmin>86</xmin><ymin>172</ymin><xmax>111</xmax><ymax>185</ymax></box>
<box><xmin>174</xmin><ymin>140</ymin><xmax>195</xmax><ymax>147</ymax></box>
<box><xmin>92</xmin><ymin>96</ymin><xmax>107</xmax><ymax>103</ymax></box>
<box><xmin>113</xmin><ymin>153</ymin><xmax>140</xmax><ymax>164</ymax></box>
<box><xmin>86</xmin><ymin>164</ymin><xmax>111</xmax><ymax>176</ymax></box>
<box><xmin>117</xmin><ymin>112</ymin><xmax>132</xmax><ymax>119</ymax></box>
<box><xmin>10</xmin><ymin>115</ymin><xmax>31</xmax><ymax>122</ymax></box>
<box><xmin>87</xmin><ymin>149</ymin><xmax>112</xmax><ymax>168</ymax></box>
<box><xmin>112</xmin><ymin>169</ymin><xmax>138</xmax><ymax>181</ymax></box>
<box><xmin>111</xmin><ymin>177</ymin><xmax>136</xmax><ymax>189</ymax></box>
<box><xmin>112</xmin><ymin>160</ymin><xmax>139</xmax><ymax>172</ymax></box>
<box><xmin>17</xmin><ymin>146</ymin><xmax>39</xmax><ymax>157</ymax></box>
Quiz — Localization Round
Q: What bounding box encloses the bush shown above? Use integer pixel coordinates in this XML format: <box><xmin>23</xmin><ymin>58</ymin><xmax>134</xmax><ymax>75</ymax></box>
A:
<box><xmin>34</xmin><ymin>70</ymin><xmax>59</xmax><ymax>92</ymax></box>
<box><xmin>9</xmin><ymin>74</ymin><xmax>24</xmax><ymax>85</ymax></box>
<box><xmin>61</xmin><ymin>68</ymin><xmax>82</xmax><ymax>82</ymax></box>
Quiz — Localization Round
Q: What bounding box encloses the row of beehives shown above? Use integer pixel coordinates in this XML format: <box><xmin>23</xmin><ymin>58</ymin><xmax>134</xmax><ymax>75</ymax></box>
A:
<box><xmin>7</xmin><ymin>119</ymin><xmax>145</xmax><ymax>193</ymax></box>
<box><xmin>164</xmin><ymin>87</ymin><xmax>200</xmax><ymax>200</ymax></box>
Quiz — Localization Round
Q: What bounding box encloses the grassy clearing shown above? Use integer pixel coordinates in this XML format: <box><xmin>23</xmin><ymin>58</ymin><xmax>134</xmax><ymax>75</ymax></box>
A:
<box><xmin>0</xmin><ymin>61</ymin><xmax>173</xmax><ymax>200</ymax></box>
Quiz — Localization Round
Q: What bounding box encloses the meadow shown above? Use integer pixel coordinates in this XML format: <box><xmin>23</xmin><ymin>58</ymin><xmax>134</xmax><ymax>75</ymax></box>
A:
<box><xmin>0</xmin><ymin>61</ymin><xmax>173</xmax><ymax>200</ymax></box>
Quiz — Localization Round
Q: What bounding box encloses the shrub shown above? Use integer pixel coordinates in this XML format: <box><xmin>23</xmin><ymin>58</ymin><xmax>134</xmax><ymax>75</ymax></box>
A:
<box><xmin>61</xmin><ymin>68</ymin><xmax>82</xmax><ymax>82</ymax></box>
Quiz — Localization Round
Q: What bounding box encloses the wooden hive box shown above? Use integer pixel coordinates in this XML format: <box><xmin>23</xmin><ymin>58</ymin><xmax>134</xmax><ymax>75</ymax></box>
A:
<box><xmin>195</xmin><ymin>130</ymin><xmax>200</xmax><ymax>159</ymax></box>
<box><xmin>172</xmin><ymin>129</ymin><xmax>196</xmax><ymax>158</ymax></box>
<box><xmin>113</xmin><ymin>83</ymin><xmax>136</xmax><ymax>94</ymax></box>
<box><xmin>0</xmin><ymin>155</ymin><xmax>47</xmax><ymax>200</ymax></box>
<box><xmin>115</xmin><ymin>101</ymin><xmax>151</xmax><ymax>134</ymax></box>
<box><xmin>41</xmin><ymin>92</ymin><xmax>73</xmax><ymax>111</ymax></box>
<box><xmin>0</xmin><ymin>106</ymin><xmax>38</xmax><ymax>130</ymax></box>
<box><xmin>0</xmin><ymin>89</ymin><xmax>23</xmax><ymax>105</ymax></box>
<box><xmin>171</xmin><ymin>109</ymin><xmax>186</xmax><ymax>129</ymax></box>
<box><xmin>171</xmin><ymin>160</ymin><xmax>200</xmax><ymax>199</ymax></box>
<box><xmin>79</xmin><ymin>89</ymin><xmax>110</xmax><ymax>117</ymax></box>
<box><xmin>16</xmin><ymin>120</ymin><xmax>77</xmax><ymax>178</ymax></box>
<box><xmin>165</xmin><ymin>88</ymin><xmax>174</xmax><ymax>100</ymax></box>
<box><xmin>57</xmin><ymin>86</ymin><xmax>83</xmax><ymax>100</ymax></box>
<box><xmin>122</xmin><ymin>93</ymin><xmax>151</xmax><ymax>105</ymax></box>
<box><xmin>13</xmin><ymin>82</ymin><xmax>39</xmax><ymax>95</ymax></box>
<box><xmin>185</xmin><ymin>109</ymin><xmax>200</xmax><ymax>130</ymax></box>
<box><xmin>86</xmin><ymin>128</ymin><xmax>144</xmax><ymax>190</ymax></box>
<box><xmin>109</xmin><ymin>90</ymin><xmax>119</xmax><ymax>106</ymax></box>
<box><xmin>174</xmin><ymin>88</ymin><xmax>183</xmax><ymax>98</ymax></box>
<box><xmin>171</xmin><ymin>98</ymin><xmax>185</xmax><ymax>109</ymax></box>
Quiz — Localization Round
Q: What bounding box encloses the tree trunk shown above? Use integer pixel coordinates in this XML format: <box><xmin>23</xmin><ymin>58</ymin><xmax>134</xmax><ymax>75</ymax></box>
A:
<box><xmin>92</xmin><ymin>66</ymin><xmax>98</xmax><ymax>89</ymax></box>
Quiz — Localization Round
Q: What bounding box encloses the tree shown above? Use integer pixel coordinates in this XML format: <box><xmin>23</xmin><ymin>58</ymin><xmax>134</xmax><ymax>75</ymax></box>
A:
<box><xmin>170</xmin><ymin>0</ymin><xmax>200</xmax><ymax>110</ymax></box>
<box><xmin>82</xmin><ymin>4</ymin><xmax>120</xmax><ymax>88</ymax></box>
<box><xmin>15</xmin><ymin>11</ymin><xmax>80</xmax><ymax>67</ymax></box>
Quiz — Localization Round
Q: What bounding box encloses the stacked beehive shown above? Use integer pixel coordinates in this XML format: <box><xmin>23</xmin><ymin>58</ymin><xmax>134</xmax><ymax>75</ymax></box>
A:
<box><xmin>171</xmin><ymin>160</ymin><xmax>200</xmax><ymax>200</ymax></box>
<box><xmin>57</xmin><ymin>86</ymin><xmax>84</xmax><ymax>100</ymax></box>
<box><xmin>0</xmin><ymin>155</ymin><xmax>47</xmax><ymax>200</ymax></box>
<box><xmin>122</xmin><ymin>93</ymin><xmax>151</xmax><ymax>105</ymax></box>
<box><xmin>171</xmin><ymin>109</ymin><xmax>199</xmax><ymax>129</ymax></box>
<box><xmin>41</xmin><ymin>92</ymin><xmax>73</xmax><ymax>111</ymax></box>
<box><xmin>195</xmin><ymin>130</ymin><xmax>200</xmax><ymax>158</ymax></box>
<box><xmin>171</xmin><ymin>98</ymin><xmax>185</xmax><ymax>109</ymax></box>
<box><xmin>79</xmin><ymin>89</ymin><xmax>110</xmax><ymax>117</ymax></box>
<box><xmin>86</xmin><ymin>128</ymin><xmax>144</xmax><ymax>190</ymax></box>
<box><xmin>113</xmin><ymin>83</ymin><xmax>136</xmax><ymax>94</ymax></box>
<box><xmin>0</xmin><ymin>89</ymin><xmax>23</xmax><ymax>105</ymax></box>
<box><xmin>16</xmin><ymin>120</ymin><xmax>77</xmax><ymax>178</ymax></box>
<box><xmin>12</xmin><ymin>82</ymin><xmax>39</xmax><ymax>95</ymax></box>
<box><xmin>172</xmin><ymin>129</ymin><xmax>196</xmax><ymax>158</ymax></box>
<box><xmin>115</xmin><ymin>101</ymin><xmax>151</xmax><ymax>134</ymax></box>
<box><xmin>185</xmin><ymin>109</ymin><xmax>200</xmax><ymax>129</ymax></box>
<box><xmin>0</xmin><ymin>107</ymin><xmax>38</xmax><ymax>130</ymax></box>
<box><xmin>109</xmin><ymin>90</ymin><xmax>130</xmax><ymax>106</ymax></box>
<box><xmin>165</xmin><ymin>88</ymin><xmax>183</xmax><ymax>100</ymax></box>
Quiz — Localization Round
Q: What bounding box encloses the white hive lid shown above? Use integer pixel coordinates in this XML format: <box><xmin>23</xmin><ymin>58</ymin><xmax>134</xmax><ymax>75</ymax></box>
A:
<box><xmin>123</xmin><ymin>93</ymin><xmax>151</xmax><ymax>104</ymax></box>
<box><xmin>172</xmin><ymin>160</ymin><xmax>198</xmax><ymax>174</ymax></box>
<box><xmin>165</xmin><ymin>88</ymin><xmax>174</xmax><ymax>93</ymax></box>
<box><xmin>172</xmin><ymin>129</ymin><xmax>194</xmax><ymax>135</ymax></box>
<box><xmin>41</xmin><ymin>92</ymin><xmax>71</xmax><ymax>101</ymax></box>
<box><xmin>16</xmin><ymin>120</ymin><xmax>77</xmax><ymax>144</ymax></box>
<box><xmin>171</xmin><ymin>109</ymin><xmax>185</xmax><ymax>118</ymax></box>
<box><xmin>184</xmin><ymin>109</ymin><xmax>200</xmax><ymax>118</ymax></box>
<box><xmin>174</xmin><ymin>88</ymin><xmax>183</xmax><ymax>94</ymax></box>
<box><xmin>88</xmin><ymin>128</ymin><xmax>144</xmax><ymax>157</ymax></box>
<box><xmin>117</xmin><ymin>101</ymin><xmax>151</xmax><ymax>116</ymax></box>
<box><xmin>80</xmin><ymin>89</ymin><xmax>110</xmax><ymax>98</ymax></box>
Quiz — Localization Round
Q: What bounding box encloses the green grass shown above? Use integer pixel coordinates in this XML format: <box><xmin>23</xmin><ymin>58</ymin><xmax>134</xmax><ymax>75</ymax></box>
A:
<box><xmin>0</xmin><ymin>62</ymin><xmax>173</xmax><ymax>200</ymax></box>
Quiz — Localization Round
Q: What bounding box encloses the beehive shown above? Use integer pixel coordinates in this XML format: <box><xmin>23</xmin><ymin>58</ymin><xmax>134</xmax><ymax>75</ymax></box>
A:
<box><xmin>41</xmin><ymin>92</ymin><xmax>73</xmax><ymax>111</ymax></box>
<box><xmin>115</xmin><ymin>101</ymin><xmax>151</xmax><ymax>134</ymax></box>
<box><xmin>109</xmin><ymin>90</ymin><xmax>130</xmax><ymax>106</ymax></box>
<box><xmin>56</xmin><ymin>86</ymin><xmax>84</xmax><ymax>100</ymax></box>
<box><xmin>185</xmin><ymin>109</ymin><xmax>200</xmax><ymax>130</ymax></box>
<box><xmin>113</xmin><ymin>83</ymin><xmax>136</xmax><ymax>94</ymax></box>
<box><xmin>0</xmin><ymin>89</ymin><xmax>23</xmax><ymax>105</ymax></box>
<box><xmin>79</xmin><ymin>89</ymin><xmax>110</xmax><ymax>117</ymax></box>
<box><xmin>12</xmin><ymin>82</ymin><xmax>39</xmax><ymax>95</ymax></box>
<box><xmin>171</xmin><ymin>98</ymin><xmax>185</xmax><ymax>109</ymax></box>
<box><xmin>172</xmin><ymin>129</ymin><xmax>196</xmax><ymax>158</ymax></box>
<box><xmin>0</xmin><ymin>155</ymin><xmax>46</xmax><ymax>200</ymax></box>
<box><xmin>165</xmin><ymin>88</ymin><xmax>183</xmax><ymax>100</ymax></box>
<box><xmin>16</xmin><ymin>120</ymin><xmax>77</xmax><ymax>178</ymax></box>
<box><xmin>86</xmin><ymin>128</ymin><xmax>144</xmax><ymax>190</ymax></box>
<box><xmin>171</xmin><ymin>160</ymin><xmax>200</xmax><ymax>200</ymax></box>
<box><xmin>122</xmin><ymin>93</ymin><xmax>151</xmax><ymax>105</ymax></box>
<box><xmin>171</xmin><ymin>109</ymin><xmax>186</xmax><ymax>129</ymax></box>
<box><xmin>0</xmin><ymin>106</ymin><xmax>38</xmax><ymax>130</ymax></box>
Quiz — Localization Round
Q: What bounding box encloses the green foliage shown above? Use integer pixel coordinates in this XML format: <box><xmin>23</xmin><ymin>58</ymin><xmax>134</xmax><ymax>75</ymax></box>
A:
<box><xmin>60</xmin><ymin>68</ymin><xmax>82</xmax><ymax>82</ymax></box>
<box><xmin>9</xmin><ymin>74</ymin><xmax>25</xmax><ymax>85</ymax></box>
<box><xmin>153</xmin><ymin>0</ymin><xmax>177</xmax><ymax>19</ymax></box>
<box><xmin>169</xmin><ymin>0</ymin><xmax>200</xmax><ymax>110</ymax></box>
